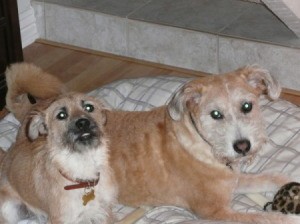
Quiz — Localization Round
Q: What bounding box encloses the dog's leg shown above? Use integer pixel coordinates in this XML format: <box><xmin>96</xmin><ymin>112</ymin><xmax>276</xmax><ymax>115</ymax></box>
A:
<box><xmin>234</xmin><ymin>173</ymin><xmax>291</xmax><ymax>194</ymax></box>
<box><xmin>0</xmin><ymin>199</ymin><xmax>24</xmax><ymax>224</ymax></box>
<box><xmin>208</xmin><ymin>207</ymin><xmax>300</xmax><ymax>224</ymax></box>
<box><xmin>0</xmin><ymin>186</ymin><xmax>36</xmax><ymax>224</ymax></box>
<box><xmin>189</xmin><ymin>173</ymin><xmax>300</xmax><ymax>224</ymax></box>
<box><xmin>191</xmin><ymin>190</ymin><xmax>300</xmax><ymax>224</ymax></box>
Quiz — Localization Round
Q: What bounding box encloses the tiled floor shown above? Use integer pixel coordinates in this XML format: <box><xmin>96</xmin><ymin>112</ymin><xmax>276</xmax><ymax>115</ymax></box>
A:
<box><xmin>38</xmin><ymin>0</ymin><xmax>300</xmax><ymax>49</ymax></box>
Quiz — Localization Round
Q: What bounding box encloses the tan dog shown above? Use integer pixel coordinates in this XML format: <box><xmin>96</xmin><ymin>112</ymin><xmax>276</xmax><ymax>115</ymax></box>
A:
<box><xmin>0</xmin><ymin>92</ymin><xmax>117</xmax><ymax>224</ymax></box>
<box><xmin>105</xmin><ymin>66</ymin><xmax>300</xmax><ymax>224</ymax></box>
<box><xmin>5</xmin><ymin>63</ymin><xmax>300</xmax><ymax>223</ymax></box>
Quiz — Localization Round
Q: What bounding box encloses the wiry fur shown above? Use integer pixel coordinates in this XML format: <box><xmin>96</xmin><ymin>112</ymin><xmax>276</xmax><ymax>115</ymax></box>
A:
<box><xmin>106</xmin><ymin>66</ymin><xmax>300</xmax><ymax>223</ymax></box>
<box><xmin>5</xmin><ymin>63</ymin><xmax>66</xmax><ymax>122</ymax></box>
<box><xmin>0</xmin><ymin>93</ymin><xmax>117</xmax><ymax>224</ymax></box>
<box><xmin>6</xmin><ymin>63</ymin><xmax>300</xmax><ymax>223</ymax></box>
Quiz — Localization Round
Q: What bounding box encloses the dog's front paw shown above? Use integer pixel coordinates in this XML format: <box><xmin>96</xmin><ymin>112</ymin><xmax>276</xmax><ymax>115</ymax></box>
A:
<box><xmin>269</xmin><ymin>174</ymin><xmax>293</xmax><ymax>187</ymax></box>
<box><xmin>26</xmin><ymin>220</ymin><xmax>41</xmax><ymax>224</ymax></box>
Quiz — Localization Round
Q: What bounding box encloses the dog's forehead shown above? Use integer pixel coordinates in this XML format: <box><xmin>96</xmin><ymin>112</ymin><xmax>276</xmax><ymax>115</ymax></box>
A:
<box><xmin>47</xmin><ymin>93</ymin><xmax>99</xmax><ymax>111</ymax></box>
<box><xmin>195</xmin><ymin>74</ymin><xmax>258</xmax><ymax>110</ymax></box>
<box><xmin>203</xmin><ymin>75</ymin><xmax>255</xmax><ymax>97</ymax></box>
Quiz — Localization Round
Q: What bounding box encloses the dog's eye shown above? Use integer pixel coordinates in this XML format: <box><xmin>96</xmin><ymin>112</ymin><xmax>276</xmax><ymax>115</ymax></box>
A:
<box><xmin>241</xmin><ymin>102</ymin><xmax>252</xmax><ymax>114</ymax></box>
<box><xmin>56</xmin><ymin>111</ymin><xmax>68</xmax><ymax>120</ymax></box>
<box><xmin>210</xmin><ymin>110</ymin><xmax>224</xmax><ymax>120</ymax></box>
<box><xmin>84</xmin><ymin>104</ymin><xmax>94</xmax><ymax>113</ymax></box>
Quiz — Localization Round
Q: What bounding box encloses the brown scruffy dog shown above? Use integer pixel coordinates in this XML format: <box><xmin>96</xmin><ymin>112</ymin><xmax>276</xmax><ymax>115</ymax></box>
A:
<box><xmin>0</xmin><ymin>91</ymin><xmax>117</xmax><ymax>223</ymax></box>
<box><xmin>5</xmin><ymin>63</ymin><xmax>300</xmax><ymax>223</ymax></box>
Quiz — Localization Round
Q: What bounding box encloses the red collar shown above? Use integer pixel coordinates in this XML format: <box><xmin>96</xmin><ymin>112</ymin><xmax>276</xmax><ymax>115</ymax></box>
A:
<box><xmin>59</xmin><ymin>170</ymin><xmax>100</xmax><ymax>190</ymax></box>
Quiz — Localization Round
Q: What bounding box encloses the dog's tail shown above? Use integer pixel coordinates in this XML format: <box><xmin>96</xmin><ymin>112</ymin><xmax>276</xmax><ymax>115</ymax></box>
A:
<box><xmin>5</xmin><ymin>63</ymin><xmax>66</xmax><ymax>121</ymax></box>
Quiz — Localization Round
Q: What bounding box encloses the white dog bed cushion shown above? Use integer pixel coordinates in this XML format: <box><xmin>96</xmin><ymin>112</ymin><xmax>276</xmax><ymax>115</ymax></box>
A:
<box><xmin>1</xmin><ymin>76</ymin><xmax>300</xmax><ymax>224</ymax></box>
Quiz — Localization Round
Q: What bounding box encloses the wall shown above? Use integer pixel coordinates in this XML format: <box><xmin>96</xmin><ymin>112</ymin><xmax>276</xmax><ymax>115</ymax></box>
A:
<box><xmin>17</xmin><ymin>0</ymin><xmax>39</xmax><ymax>48</ymax></box>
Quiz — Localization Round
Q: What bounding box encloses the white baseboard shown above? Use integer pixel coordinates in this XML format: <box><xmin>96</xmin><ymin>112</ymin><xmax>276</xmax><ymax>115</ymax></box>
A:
<box><xmin>18</xmin><ymin>2</ymin><xmax>39</xmax><ymax>48</ymax></box>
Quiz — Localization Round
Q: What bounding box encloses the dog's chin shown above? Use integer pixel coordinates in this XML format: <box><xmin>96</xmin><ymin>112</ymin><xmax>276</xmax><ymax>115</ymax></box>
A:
<box><xmin>219</xmin><ymin>153</ymin><xmax>256</xmax><ymax>170</ymax></box>
<box><xmin>73</xmin><ymin>132</ymin><xmax>101</xmax><ymax>151</ymax></box>
<box><xmin>76</xmin><ymin>132</ymin><xmax>96</xmax><ymax>143</ymax></box>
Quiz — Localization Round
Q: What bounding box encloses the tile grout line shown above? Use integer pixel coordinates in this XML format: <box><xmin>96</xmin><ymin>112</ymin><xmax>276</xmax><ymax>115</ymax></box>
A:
<box><xmin>126</xmin><ymin>0</ymin><xmax>153</xmax><ymax>19</ymax></box>
<box><xmin>43</xmin><ymin>0</ymin><xmax>47</xmax><ymax>39</ymax></box>
<box><xmin>125</xmin><ymin>0</ymin><xmax>153</xmax><ymax>58</ymax></box>
<box><xmin>217</xmin><ymin>35</ymin><xmax>220</xmax><ymax>74</ymax></box>
<box><xmin>218</xmin><ymin>5</ymin><xmax>253</xmax><ymax>34</ymax></box>
<box><xmin>125</xmin><ymin>17</ymin><xmax>129</xmax><ymax>57</ymax></box>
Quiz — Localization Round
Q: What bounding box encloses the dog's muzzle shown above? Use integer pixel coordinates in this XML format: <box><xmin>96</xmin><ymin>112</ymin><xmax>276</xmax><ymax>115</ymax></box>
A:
<box><xmin>233</xmin><ymin>139</ymin><xmax>251</xmax><ymax>156</ymax></box>
<box><xmin>76</xmin><ymin>118</ymin><xmax>94</xmax><ymax>142</ymax></box>
<box><xmin>67</xmin><ymin>117</ymin><xmax>101</xmax><ymax>150</ymax></box>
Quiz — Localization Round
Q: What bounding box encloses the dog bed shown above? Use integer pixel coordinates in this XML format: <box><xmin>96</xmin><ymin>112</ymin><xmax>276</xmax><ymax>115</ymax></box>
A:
<box><xmin>1</xmin><ymin>76</ymin><xmax>300</xmax><ymax>224</ymax></box>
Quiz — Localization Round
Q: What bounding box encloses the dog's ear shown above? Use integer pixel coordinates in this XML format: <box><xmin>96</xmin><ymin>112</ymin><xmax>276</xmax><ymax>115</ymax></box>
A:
<box><xmin>26</xmin><ymin>111</ymin><xmax>48</xmax><ymax>141</ymax></box>
<box><xmin>167</xmin><ymin>83</ymin><xmax>202</xmax><ymax>121</ymax></box>
<box><xmin>240</xmin><ymin>65</ymin><xmax>281</xmax><ymax>100</ymax></box>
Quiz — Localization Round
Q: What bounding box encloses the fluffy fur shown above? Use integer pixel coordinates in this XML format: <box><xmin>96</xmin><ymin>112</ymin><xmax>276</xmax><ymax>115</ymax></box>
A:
<box><xmin>5</xmin><ymin>63</ymin><xmax>66</xmax><ymax>122</ymax></box>
<box><xmin>6</xmin><ymin>63</ymin><xmax>300</xmax><ymax>223</ymax></box>
<box><xmin>0</xmin><ymin>92</ymin><xmax>117</xmax><ymax>224</ymax></box>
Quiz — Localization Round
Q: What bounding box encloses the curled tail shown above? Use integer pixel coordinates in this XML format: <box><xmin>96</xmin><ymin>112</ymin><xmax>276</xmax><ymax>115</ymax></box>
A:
<box><xmin>5</xmin><ymin>63</ymin><xmax>66</xmax><ymax>121</ymax></box>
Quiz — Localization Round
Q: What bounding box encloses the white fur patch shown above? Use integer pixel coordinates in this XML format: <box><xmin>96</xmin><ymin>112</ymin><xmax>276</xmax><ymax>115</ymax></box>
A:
<box><xmin>50</xmin><ymin>141</ymin><xmax>109</xmax><ymax>180</ymax></box>
<box><xmin>1</xmin><ymin>201</ymin><xmax>22</xmax><ymax>223</ymax></box>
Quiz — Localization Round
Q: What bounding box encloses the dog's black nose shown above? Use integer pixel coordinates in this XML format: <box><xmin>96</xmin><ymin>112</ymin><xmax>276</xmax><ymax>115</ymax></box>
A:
<box><xmin>76</xmin><ymin>118</ymin><xmax>90</xmax><ymax>130</ymax></box>
<box><xmin>233</xmin><ymin>139</ymin><xmax>251</xmax><ymax>156</ymax></box>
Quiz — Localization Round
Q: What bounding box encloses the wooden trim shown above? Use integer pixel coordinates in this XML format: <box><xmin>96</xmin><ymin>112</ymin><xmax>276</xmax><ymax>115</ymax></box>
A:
<box><xmin>35</xmin><ymin>39</ymin><xmax>210</xmax><ymax>77</ymax></box>
<box><xmin>282</xmin><ymin>88</ymin><xmax>300</xmax><ymax>97</ymax></box>
<box><xmin>281</xmin><ymin>88</ymin><xmax>300</xmax><ymax>106</ymax></box>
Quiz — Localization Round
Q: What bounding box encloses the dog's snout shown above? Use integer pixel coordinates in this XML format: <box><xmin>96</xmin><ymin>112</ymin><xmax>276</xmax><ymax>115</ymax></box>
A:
<box><xmin>233</xmin><ymin>139</ymin><xmax>251</xmax><ymax>156</ymax></box>
<box><xmin>76</xmin><ymin>118</ymin><xmax>90</xmax><ymax>130</ymax></box>
<box><xmin>71</xmin><ymin>117</ymin><xmax>101</xmax><ymax>148</ymax></box>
